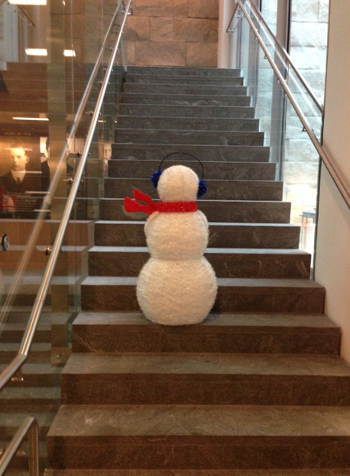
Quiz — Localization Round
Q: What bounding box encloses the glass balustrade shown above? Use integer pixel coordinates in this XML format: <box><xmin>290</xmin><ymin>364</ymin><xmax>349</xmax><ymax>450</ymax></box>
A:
<box><xmin>0</xmin><ymin>0</ymin><xmax>128</xmax><ymax>369</ymax></box>
<box><xmin>229</xmin><ymin>1</ymin><xmax>324</xmax><ymax>266</ymax></box>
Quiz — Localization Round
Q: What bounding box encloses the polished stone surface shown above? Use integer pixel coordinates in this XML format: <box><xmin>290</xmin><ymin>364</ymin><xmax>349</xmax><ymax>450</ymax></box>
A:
<box><xmin>121</xmin><ymin>93</ymin><xmax>251</xmax><ymax>106</ymax></box>
<box><xmin>94</xmin><ymin>221</ymin><xmax>300</xmax><ymax>249</ymax></box>
<box><xmin>99</xmin><ymin>198</ymin><xmax>291</xmax><ymax>223</ymax></box>
<box><xmin>114</xmin><ymin>129</ymin><xmax>264</xmax><ymax>146</ymax></box>
<box><xmin>128</xmin><ymin>66</ymin><xmax>242</xmax><ymax>77</ymax></box>
<box><xmin>88</xmin><ymin>247</ymin><xmax>311</xmax><ymax>279</ymax></box>
<box><xmin>125</xmin><ymin>75</ymin><xmax>242</xmax><ymax>86</ymax></box>
<box><xmin>124</xmin><ymin>82</ymin><xmax>247</xmax><ymax>96</ymax></box>
<box><xmin>118</xmin><ymin>104</ymin><xmax>255</xmax><ymax>118</ymax></box>
<box><xmin>108</xmin><ymin>159</ymin><xmax>275</xmax><ymax>180</ymax></box>
<box><xmin>61</xmin><ymin>352</ymin><xmax>350</xmax><ymax>405</ymax></box>
<box><xmin>111</xmin><ymin>144</ymin><xmax>270</xmax><ymax>162</ymax></box>
<box><xmin>105</xmin><ymin>178</ymin><xmax>282</xmax><ymax>201</ymax></box>
<box><xmin>117</xmin><ymin>116</ymin><xmax>260</xmax><ymax>132</ymax></box>
<box><xmin>47</xmin><ymin>404</ymin><xmax>350</xmax><ymax>469</ymax></box>
<box><xmin>71</xmin><ymin>311</ymin><xmax>340</xmax><ymax>355</ymax></box>
<box><xmin>80</xmin><ymin>277</ymin><xmax>324</xmax><ymax>314</ymax></box>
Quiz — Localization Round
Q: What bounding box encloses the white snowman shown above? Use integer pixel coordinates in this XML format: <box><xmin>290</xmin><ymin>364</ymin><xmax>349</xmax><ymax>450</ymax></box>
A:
<box><xmin>124</xmin><ymin>158</ymin><xmax>217</xmax><ymax>326</ymax></box>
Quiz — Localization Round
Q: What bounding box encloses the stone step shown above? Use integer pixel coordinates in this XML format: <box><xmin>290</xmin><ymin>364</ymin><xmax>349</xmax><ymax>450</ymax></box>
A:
<box><xmin>0</xmin><ymin>363</ymin><xmax>61</xmax><ymax>386</ymax></box>
<box><xmin>0</xmin><ymin>342</ymin><xmax>51</xmax><ymax>363</ymax></box>
<box><xmin>105</xmin><ymin>178</ymin><xmax>283</xmax><ymax>201</ymax></box>
<box><xmin>88</xmin><ymin>247</ymin><xmax>311</xmax><ymax>279</ymax></box>
<box><xmin>111</xmin><ymin>144</ymin><xmax>270</xmax><ymax>162</ymax></box>
<box><xmin>108</xmin><ymin>159</ymin><xmax>276</xmax><ymax>181</ymax></box>
<box><xmin>72</xmin><ymin>312</ymin><xmax>340</xmax><ymax>355</ymax></box>
<box><xmin>0</xmin><ymin>322</ymin><xmax>51</xmax><ymax>342</ymax></box>
<box><xmin>0</xmin><ymin>386</ymin><xmax>61</xmax><ymax>412</ymax></box>
<box><xmin>123</xmin><ymin>83</ymin><xmax>247</xmax><ymax>96</ymax></box>
<box><xmin>127</xmin><ymin>66</ymin><xmax>242</xmax><ymax>77</ymax></box>
<box><xmin>43</xmin><ymin>469</ymin><xmax>350</xmax><ymax>476</ymax></box>
<box><xmin>61</xmin><ymin>352</ymin><xmax>350</xmax><ymax>406</ymax></box>
<box><xmin>118</xmin><ymin>103</ymin><xmax>256</xmax><ymax>118</ymax></box>
<box><xmin>114</xmin><ymin>129</ymin><xmax>264</xmax><ymax>146</ymax></box>
<box><xmin>80</xmin><ymin>277</ymin><xmax>324</xmax><ymax>314</ymax></box>
<box><xmin>94</xmin><ymin>222</ymin><xmax>300</xmax><ymax>249</ymax></box>
<box><xmin>0</xmin><ymin>411</ymin><xmax>56</xmax><ymax>439</ymax></box>
<box><xmin>120</xmin><ymin>93</ymin><xmax>251</xmax><ymax>106</ymax></box>
<box><xmin>117</xmin><ymin>116</ymin><xmax>260</xmax><ymax>132</ymax></box>
<box><xmin>99</xmin><ymin>198</ymin><xmax>291</xmax><ymax>223</ymax></box>
<box><xmin>0</xmin><ymin>440</ymin><xmax>48</xmax><ymax>472</ymax></box>
<box><xmin>125</xmin><ymin>74</ymin><xmax>244</xmax><ymax>86</ymax></box>
<box><xmin>47</xmin><ymin>404</ymin><xmax>350</xmax><ymax>469</ymax></box>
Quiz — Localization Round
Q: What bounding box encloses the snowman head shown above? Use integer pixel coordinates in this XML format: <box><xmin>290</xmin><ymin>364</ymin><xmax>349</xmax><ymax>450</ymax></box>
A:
<box><xmin>157</xmin><ymin>165</ymin><xmax>201</xmax><ymax>203</ymax></box>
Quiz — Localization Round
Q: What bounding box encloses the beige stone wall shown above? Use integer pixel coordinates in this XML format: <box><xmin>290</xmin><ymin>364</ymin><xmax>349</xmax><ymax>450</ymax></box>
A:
<box><xmin>124</xmin><ymin>0</ymin><xmax>219</xmax><ymax>67</ymax></box>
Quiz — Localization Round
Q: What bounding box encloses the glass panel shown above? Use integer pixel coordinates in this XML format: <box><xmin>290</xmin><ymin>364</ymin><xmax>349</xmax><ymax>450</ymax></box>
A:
<box><xmin>289</xmin><ymin>0</ymin><xmax>329</xmax><ymax>106</ymax></box>
<box><xmin>229</xmin><ymin>1</ymin><xmax>321</xmax><ymax>265</ymax></box>
<box><xmin>0</xmin><ymin>0</ymin><xmax>128</xmax><ymax>370</ymax></box>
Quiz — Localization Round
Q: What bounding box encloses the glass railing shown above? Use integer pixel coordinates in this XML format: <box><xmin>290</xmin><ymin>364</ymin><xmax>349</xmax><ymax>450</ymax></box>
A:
<box><xmin>228</xmin><ymin>0</ymin><xmax>324</xmax><ymax>264</ymax></box>
<box><xmin>0</xmin><ymin>0</ymin><xmax>130</xmax><ymax>382</ymax></box>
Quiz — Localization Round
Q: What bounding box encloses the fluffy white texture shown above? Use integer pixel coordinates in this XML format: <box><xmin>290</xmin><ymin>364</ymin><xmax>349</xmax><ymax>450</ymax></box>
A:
<box><xmin>157</xmin><ymin>165</ymin><xmax>198</xmax><ymax>202</ymax></box>
<box><xmin>145</xmin><ymin>210</ymin><xmax>208</xmax><ymax>260</ymax></box>
<box><xmin>137</xmin><ymin>257</ymin><xmax>217</xmax><ymax>326</ymax></box>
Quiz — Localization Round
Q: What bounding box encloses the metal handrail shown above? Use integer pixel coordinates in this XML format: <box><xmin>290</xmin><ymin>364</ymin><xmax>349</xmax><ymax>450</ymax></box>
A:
<box><xmin>0</xmin><ymin>417</ymin><xmax>39</xmax><ymax>476</ymax></box>
<box><xmin>0</xmin><ymin>0</ymin><xmax>133</xmax><ymax>391</ymax></box>
<box><xmin>235</xmin><ymin>0</ymin><xmax>350</xmax><ymax>210</ymax></box>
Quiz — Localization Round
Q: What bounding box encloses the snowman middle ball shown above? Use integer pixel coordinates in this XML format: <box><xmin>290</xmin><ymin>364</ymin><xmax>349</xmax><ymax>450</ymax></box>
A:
<box><xmin>136</xmin><ymin>165</ymin><xmax>217</xmax><ymax>326</ymax></box>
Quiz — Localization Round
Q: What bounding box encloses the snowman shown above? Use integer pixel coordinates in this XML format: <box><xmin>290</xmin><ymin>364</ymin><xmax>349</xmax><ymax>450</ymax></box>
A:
<box><xmin>124</xmin><ymin>154</ymin><xmax>217</xmax><ymax>326</ymax></box>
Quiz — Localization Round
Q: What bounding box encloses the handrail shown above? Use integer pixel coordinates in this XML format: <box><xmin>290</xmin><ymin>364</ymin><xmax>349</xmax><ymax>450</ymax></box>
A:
<box><xmin>228</xmin><ymin>0</ymin><xmax>323</xmax><ymax>114</ymax></box>
<box><xmin>235</xmin><ymin>0</ymin><xmax>350</xmax><ymax>211</ymax></box>
<box><xmin>0</xmin><ymin>417</ymin><xmax>39</xmax><ymax>476</ymax></box>
<box><xmin>0</xmin><ymin>0</ymin><xmax>133</xmax><ymax>391</ymax></box>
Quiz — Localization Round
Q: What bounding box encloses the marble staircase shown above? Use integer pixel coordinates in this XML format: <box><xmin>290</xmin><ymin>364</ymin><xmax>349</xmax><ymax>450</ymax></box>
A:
<box><xmin>46</xmin><ymin>66</ymin><xmax>350</xmax><ymax>474</ymax></box>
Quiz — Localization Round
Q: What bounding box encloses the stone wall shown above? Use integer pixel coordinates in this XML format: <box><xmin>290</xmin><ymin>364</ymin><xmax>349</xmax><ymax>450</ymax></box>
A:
<box><xmin>124</xmin><ymin>0</ymin><xmax>219</xmax><ymax>67</ymax></box>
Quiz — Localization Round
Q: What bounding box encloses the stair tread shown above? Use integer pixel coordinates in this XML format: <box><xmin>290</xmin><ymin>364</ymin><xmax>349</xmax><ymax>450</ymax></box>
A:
<box><xmin>89</xmin><ymin>246</ymin><xmax>309</xmax><ymax>256</ymax></box>
<box><xmin>62</xmin><ymin>353</ymin><xmax>350</xmax><ymax>377</ymax></box>
<box><xmin>43</xmin><ymin>470</ymin><xmax>350</xmax><ymax>476</ymax></box>
<box><xmin>48</xmin><ymin>404</ymin><xmax>350</xmax><ymax>438</ymax></box>
<box><xmin>0</xmin><ymin>387</ymin><xmax>61</xmax><ymax>399</ymax></box>
<box><xmin>73</xmin><ymin>311</ymin><xmax>338</xmax><ymax>332</ymax></box>
<box><xmin>81</xmin><ymin>276</ymin><xmax>323</xmax><ymax>289</ymax></box>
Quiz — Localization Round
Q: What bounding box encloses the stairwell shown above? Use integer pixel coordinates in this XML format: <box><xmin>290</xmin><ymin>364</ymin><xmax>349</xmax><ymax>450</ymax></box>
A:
<box><xmin>45</xmin><ymin>66</ymin><xmax>350</xmax><ymax>475</ymax></box>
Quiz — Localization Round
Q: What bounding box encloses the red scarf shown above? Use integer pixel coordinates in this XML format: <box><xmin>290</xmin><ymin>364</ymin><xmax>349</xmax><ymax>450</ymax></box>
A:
<box><xmin>124</xmin><ymin>189</ymin><xmax>197</xmax><ymax>215</ymax></box>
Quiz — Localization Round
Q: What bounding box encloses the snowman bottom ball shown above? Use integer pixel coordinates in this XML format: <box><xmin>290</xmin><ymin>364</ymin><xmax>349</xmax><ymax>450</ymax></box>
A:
<box><xmin>137</xmin><ymin>257</ymin><xmax>217</xmax><ymax>326</ymax></box>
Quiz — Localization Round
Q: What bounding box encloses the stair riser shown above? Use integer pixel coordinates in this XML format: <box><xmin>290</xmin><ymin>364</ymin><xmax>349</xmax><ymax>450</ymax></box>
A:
<box><xmin>0</xmin><ymin>329</ymin><xmax>51</xmax><ymax>342</ymax></box>
<box><xmin>81</xmin><ymin>284</ymin><xmax>324</xmax><ymax>314</ymax></box>
<box><xmin>47</xmin><ymin>437</ymin><xmax>350</xmax><ymax>470</ymax></box>
<box><xmin>99</xmin><ymin>199</ymin><xmax>290</xmax><ymax>223</ymax></box>
<box><xmin>112</xmin><ymin>144</ymin><xmax>270</xmax><ymax>162</ymax></box>
<box><xmin>117</xmin><ymin>117</ymin><xmax>259</xmax><ymax>132</ymax></box>
<box><xmin>125</xmin><ymin>76</ymin><xmax>244</xmax><ymax>86</ymax></box>
<box><xmin>72</xmin><ymin>324</ymin><xmax>340</xmax><ymax>355</ymax></box>
<box><xmin>105</xmin><ymin>179</ymin><xmax>283</xmax><ymax>201</ymax></box>
<box><xmin>61</xmin><ymin>375</ymin><xmax>350</xmax><ymax>406</ymax></box>
<box><xmin>88</xmin><ymin>252</ymin><xmax>311</xmax><ymax>279</ymax></box>
<box><xmin>115</xmin><ymin>130</ymin><xmax>264</xmax><ymax>146</ymax></box>
<box><xmin>121</xmin><ymin>94</ymin><xmax>251</xmax><ymax>106</ymax></box>
<box><xmin>108</xmin><ymin>160</ymin><xmax>276</xmax><ymax>181</ymax></box>
<box><xmin>119</xmin><ymin>104</ymin><xmax>256</xmax><ymax>118</ymax></box>
<box><xmin>124</xmin><ymin>84</ymin><xmax>247</xmax><ymax>95</ymax></box>
<box><xmin>0</xmin><ymin>352</ymin><xmax>51</xmax><ymax>364</ymax></box>
<box><xmin>128</xmin><ymin>67</ymin><xmax>242</xmax><ymax>77</ymax></box>
<box><xmin>0</xmin><ymin>401</ymin><xmax>60</xmax><ymax>412</ymax></box>
<box><xmin>94</xmin><ymin>224</ymin><xmax>300</xmax><ymax>249</ymax></box>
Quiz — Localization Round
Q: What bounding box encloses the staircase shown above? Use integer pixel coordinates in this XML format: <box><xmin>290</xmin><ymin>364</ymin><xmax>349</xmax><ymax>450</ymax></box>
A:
<box><xmin>46</xmin><ymin>66</ymin><xmax>350</xmax><ymax>474</ymax></box>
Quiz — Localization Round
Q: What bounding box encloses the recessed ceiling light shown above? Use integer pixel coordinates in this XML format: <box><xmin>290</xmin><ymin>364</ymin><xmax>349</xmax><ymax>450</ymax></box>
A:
<box><xmin>25</xmin><ymin>48</ymin><xmax>47</xmax><ymax>56</ymax></box>
<box><xmin>64</xmin><ymin>49</ymin><xmax>76</xmax><ymax>57</ymax></box>
<box><xmin>13</xmin><ymin>116</ymin><xmax>49</xmax><ymax>121</ymax></box>
<box><xmin>9</xmin><ymin>0</ymin><xmax>47</xmax><ymax>5</ymax></box>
